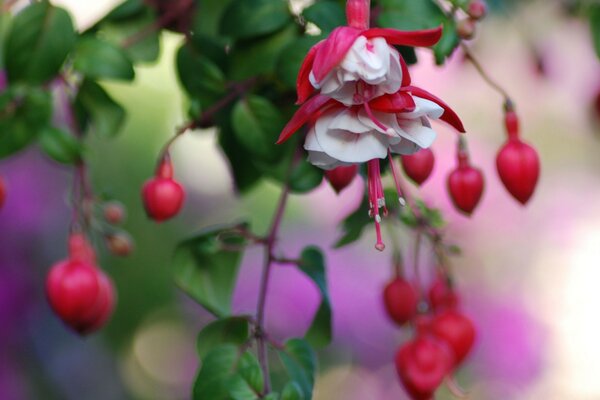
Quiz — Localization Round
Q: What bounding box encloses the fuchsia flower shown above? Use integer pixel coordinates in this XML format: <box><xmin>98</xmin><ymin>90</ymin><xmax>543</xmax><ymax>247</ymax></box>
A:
<box><xmin>277</xmin><ymin>0</ymin><xmax>465</xmax><ymax>250</ymax></box>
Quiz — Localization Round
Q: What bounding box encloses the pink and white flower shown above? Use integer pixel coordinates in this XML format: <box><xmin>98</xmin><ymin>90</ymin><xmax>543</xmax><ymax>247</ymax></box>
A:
<box><xmin>277</xmin><ymin>0</ymin><xmax>465</xmax><ymax>250</ymax></box>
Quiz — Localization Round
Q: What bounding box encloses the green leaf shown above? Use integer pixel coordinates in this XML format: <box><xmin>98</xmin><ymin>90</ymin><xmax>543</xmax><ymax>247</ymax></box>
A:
<box><xmin>238</xmin><ymin>352</ymin><xmax>264</xmax><ymax>395</ymax></box>
<box><xmin>298</xmin><ymin>247</ymin><xmax>332</xmax><ymax>348</ymax></box>
<box><xmin>377</xmin><ymin>0</ymin><xmax>458</xmax><ymax>65</ymax></box>
<box><xmin>289</xmin><ymin>160</ymin><xmax>323</xmax><ymax>194</ymax></box>
<box><xmin>334</xmin><ymin>195</ymin><xmax>371</xmax><ymax>248</ymax></box>
<box><xmin>0</xmin><ymin>86</ymin><xmax>52</xmax><ymax>159</ymax></box>
<box><xmin>302</xmin><ymin>1</ymin><xmax>346</xmax><ymax>33</ymax></box>
<box><xmin>173</xmin><ymin>224</ymin><xmax>247</xmax><ymax>316</ymax></box>
<box><xmin>73</xmin><ymin>37</ymin><xmax>135</xmax><ymax>81</ymax></box>
<box><xmin>591</xmin><ymin>4</ymin><xmax>600</xmax><ymax>60</ymax></box>
<box><xmin>220</xmin><ymin>0</ymin><xmax>292</xmax><ymax>40</ymax></box>
<box><xmin>176</xmin><ymin>43</ymin><xmax>227</xmax><ymax>108</ymax></box>
<box><xmin>197</xmin><ymin>317</ymin><xmax>250</xmax><ymax>359</ymax></box>
<box><xmin>232</xmin><ymin>95</ymin><xmax>285</xmax><ymax>160</ymax></box>
<box><xmin>103</xmin><ymin>0</ymin><xmax>145</xmax><ymax>22</ymax></box>
<box><xmin>38</xmin><ymin>127</ymin><xmax>83</xmax><ymax>164</ymax></box>
<box><xmin>281</xmin><ymin>382</ymin><xmax>304</xmax><ymax>400</ymax></box>
<box><xmin>219</xmin><ymin>122</ymin><xmax>264</xmax><ymax>193</ymax></box>
<box><xmin>100</xmin><ymin>9</ymin><xmax>160</xmax><ymax>63</ymax></box>
<box><xmin>0</xmin><ymin>13</ymin><xmax>12</xmax><ymax>69</ymax></box>
<box><xmin>229</xmin><ymin>24</ymin><xmax>299</xmax><ymax>81</ymax></box>
<box><xmin>75</xmin><ymin>79</ymin><xmax>126</xmax><ymax>137</ymax></box>
<box><xmin>277</xmin><ymin>339</ymin><xmax>316</xmax><ymax>400</ymax></box>
<box><xmin>276</xmin><ymin>36</ymin><xmax>322</xmax><ymax>89</ymax></box>
<box><xmin>4</xmin><ymin>3</ymin><xmax>76</xmax><ymax>84</ymax></box>
<box><xmin>193</xmin><ymin>345</ymin><xmax>260</xmax><ymax>400</ymax></box>
<box><xmin>433</xmin><ymin>18</ymin><xmax>459</xmax><ymax>65</ymax></box>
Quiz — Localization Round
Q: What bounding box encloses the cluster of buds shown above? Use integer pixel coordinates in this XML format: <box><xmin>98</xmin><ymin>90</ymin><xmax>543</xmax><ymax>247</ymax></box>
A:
<box><xmin>457</xmin><ymin>0</ymin><xmax>488</xmax><ymax>41</ymax></box>
<box><xmin>383</xmin><ymin>271</ymin><xmax>475</xmax><ymax>399</ymax></box>
<box><xmin>278</xmin><ymin>0</ymin><xmax>465</xmax><ymax>250</ymax></box>
<box><xmin>102</xmin><ymin>201</ymin><xmax>134</xmax><ymax>257</ymax></box>
<box><xmin>46</xmin><ymin>234</ymin><xmax>116</xmax><ymax>335</ymax></box>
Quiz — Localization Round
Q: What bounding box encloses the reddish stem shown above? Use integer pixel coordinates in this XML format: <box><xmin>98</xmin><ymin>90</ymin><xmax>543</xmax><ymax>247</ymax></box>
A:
<box><xmin>255</xmin><ymin>182</ymin><xmax>291</xmax><ymax>394</ymax></box>
<box><xmin>346</xmin><ymin>0</ymin><xmax>371</xmax><ymax>29</ymax></box>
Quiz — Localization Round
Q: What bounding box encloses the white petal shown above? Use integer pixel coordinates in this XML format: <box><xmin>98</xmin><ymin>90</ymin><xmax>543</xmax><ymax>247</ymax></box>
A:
<box><xmin>399</xmin><ymin>97</ymin><xmax>444</xmax><ymax>120</ymax></box>
<box><xmin>307</xmin><ymin>151</ymin><xmax>346</xmax><ymax>170</ymax></box>
<box><xmin>315</xmin><ymin>126</ymin><xmax>389</xmax><ymax>163</ymax></box>
<box><xmin>390</xmin><ymin>139</ymin><xmax>421</xmax><ymax>155</ymax></box>
<box><xmin>326</xmin><ymin>109</ymin><xmax>371</xmax><ymax>134</ymax></box>
<box><xmin>396</xmin><ymin>117</ymin><xmax>437</xmax><ymax>149</ymax></box>
<box><xmin>357</xmin><ymin>109</ymin><xmax>400</xmax><ymax>136</ymax></box>
<box><xmin>304</xmin><ymin>128</ymin><xmax>323</xmax><ymax>151</ymax></box>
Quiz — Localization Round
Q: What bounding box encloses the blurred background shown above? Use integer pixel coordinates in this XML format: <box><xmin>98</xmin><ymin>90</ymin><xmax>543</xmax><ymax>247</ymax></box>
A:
<box><xmin>1</xmin><ymin>0</ymin><xmax>600</xmax><ymax>399</ymax></box>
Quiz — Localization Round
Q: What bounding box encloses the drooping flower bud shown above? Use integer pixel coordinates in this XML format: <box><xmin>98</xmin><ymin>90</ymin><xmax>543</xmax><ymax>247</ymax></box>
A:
<box><xmin>467</xmin><ymin>0</ymin><xmax>487</xmax><ymax>20</ymax></box>
<box><xmin>106</xmin><ymin>232</ymin><xmax>134</xmax><ymax>257</ymax></box>
<box><xmin>103</xmin><ymin>201</ymin><xmax>126</xmax><ymax>225</ymax></box>
<box><xmin>46</xmin><ymin>236</ymin><xmax>116</xmax><ymax>335</ymax></box>
<box><xmin>430</xmin><ymin>310</ymin><xmax>476</xmax><ymax>367</ymax></box>
<box><xmin>395</xmin><ymin>335</ymin><xmax>454</xmax><ymax>400</ymax></box>
<box><xmin>401</xmin><ymin>148</ymin><xmax>435</xmax><ymax>186</ymax></box>
<box><xmin>142</xmin><ymin>155</ymin><xmax>185</xmax><ymax>222</ymax></box>
<box><xmin>447</xmin><ymin>138</ymin><xmax>484</xmax><ymax>215</ymax></box>
<box><xmin>496</xmin><ymin>108</ymin><xmax>540</xmax><ymax>205</ymax></box>
<box><xmin>383</xmin><ymin>277</ymin><xmax>419</xmax><ymax>326</ymax></box>
<box><xmin>324</xmin><ymin>165</ymin><xmax>358</xmax><ymax>193</ymax></box>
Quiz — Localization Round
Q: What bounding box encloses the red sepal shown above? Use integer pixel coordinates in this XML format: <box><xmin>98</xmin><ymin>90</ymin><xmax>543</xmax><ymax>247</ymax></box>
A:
<box><xmin>369</xmin><ymin>92</ymin><xmax>416</xmax><ymax>113</ymax></box>
<box><xmin>404</xmin><ymin>86</ymin><xmax>466</xmax><ymax>133</ymax></box>
<box><xmin>312</xmin><ymin>27</ymin><xmax>363</xmax><ymax>84</ymax></box>
<box><xmin>276</xmin><ymin>95</ymin><xmax>340</xmax><ymax>144</ymax></box>
<box><xmin>296</xmin><ymin>41</ymin><xmax>324</xmax><ymax>104</ymax></box>
<box><xmin>364</xmin><ymin>26</ymin><xmax>443</xmax><ymax>47</ymax></box>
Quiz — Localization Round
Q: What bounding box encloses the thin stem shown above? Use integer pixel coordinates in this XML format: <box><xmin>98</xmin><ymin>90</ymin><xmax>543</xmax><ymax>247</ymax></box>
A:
<box><xmin>461</xmin><ymin>43</ymin><xmax>512</xmax><ymax>103</ymax></box>
<box><xmin>255</xmin><ymin>182</ymin><xmax>291</xmax><ymax>394</ymax></box>
<box><xmin>413</xmin><ymin>231</ymin><xmax>425</xmax><ymax>303</ymax></box>
<box><xmin>121</xmin><ymin>0</ymin><xmax>193</xmax><ymax>48</ymax></box>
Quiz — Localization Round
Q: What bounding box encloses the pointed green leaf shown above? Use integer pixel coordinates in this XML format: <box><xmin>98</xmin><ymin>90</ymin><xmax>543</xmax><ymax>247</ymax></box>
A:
<box><xmin>220</xmin><ymin>0</ymin><xmax>292</xmax><ymax>40</ymax></box>
<box><xmin>5</xmin><ymin>3</ymin><xmax>76</xmax><ymax>84</ymax></box>
<box><xmin>302</xmin><ymin>1</ymin><xmax>346</xmax><ymax>33</ymax></box>
<box><xmin>197</xmin><ymin>317</ymin><xmax>250</xmax><ymax>359</ymax></box>
<box><xmin>280</xmin><ymin>381</ymin><xmax>304</xmax><ymax>400</ymax></box>
<box><xmin>0</xmin><ymin>87</ymin><xmax>52</xmax><ymax>158</ymax></box>
<box><xmin>232</xmin><ymin>95</ymin><xmax>285</xmax><ymax>160</ymax></box>
<box><xmin>276</xmin><ymin>36</ymin><xmax>323</xmax><ymax>89</ymax></box>
<box><xmin>75</xmin><ymin>79</ymin><xmax>126</xmax><ymax>137</ymax></box>
<box><xmin>277</xmin><ymin>339</ymin><xmax>316</xmax><ymax>400</ymax></box>
<box><xmin>193</xmin><ymin>345</ymin><xmax>260</xmax><ymax>400</ymax></box>
<box><xmin>73</xmin><ymin>37</ymin><xmax>135</xmax><ymax>81</ymax></box>
<box><xmin>298</xmin><ymin>247</ymin><xmax>332</xmax><ymax>347</ymax></box>
<box><xmin>39</xmin><ymin>127</ymin><xmax>83</xmax><ymax>164</ymax></box>
<box><xmin>173</xmin><ymin>224</ymin><xmax>247</xmax><ymax>317</ymax></box>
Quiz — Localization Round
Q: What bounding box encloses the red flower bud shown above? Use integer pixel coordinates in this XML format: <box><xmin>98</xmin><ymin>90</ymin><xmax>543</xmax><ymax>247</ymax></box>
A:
<box><xmin>103</xmin><ymin>201</ymin><xmax>126</xmax><ymax>225</ymax></box>
<box><xmin>0</xmin><ymin>175</ymin><xmax>5</xmax><ymax>210</ymax></box>
<box><xmin>46</xmin><ymin>259</ymin><xmax>115</xmax><ymax>335</ymax></box>
<box><xmin>447</xmin><ymin>143</ymin><xmax>484</xmax><ymax>215</ymax></box>
<box><xmin>430</xmin><ymin>310</ymin><xmax>476</xmax><ymax>367</ymax></box>
<box><xmin>401</xmin><ymin>148</ymin><xmax>435</xmax><ymax>186</ymax></box>
<box><xmin>106</xmin><ymin>232</ymin><xmax>134</xmax><ymax>257</ymax></box>
<box><xmin>142</xmin><ymin>157</ymin><xmax>185</xmax><ymax>222</ymax></box>
<box><xmin>324</xmin><ymin>165</ymin><xmax>358</xmax><ymax>193</ymax></box>
<box><xmin>496</xmin><ymin>111</ymin><xmax>540</xmax><ymax>205</ymax></box>
<box><xmin>428</xmin><ymin>277</ymin><xmax>459</xmax><ymax>312</ymax></box>
<box><xmin>383</xmin><ymin>278</ymin><xmax>419</xmax><ymax>326</ymax></box>
<box><xmin>467</xmin><ymin>0</ymin><xmax>487</xmax><ymax>20</ymax></box>
<box><xmin>395</xmin><ymin>335</ymin><xmax>454</xmax><ymax>400</ymax></box>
